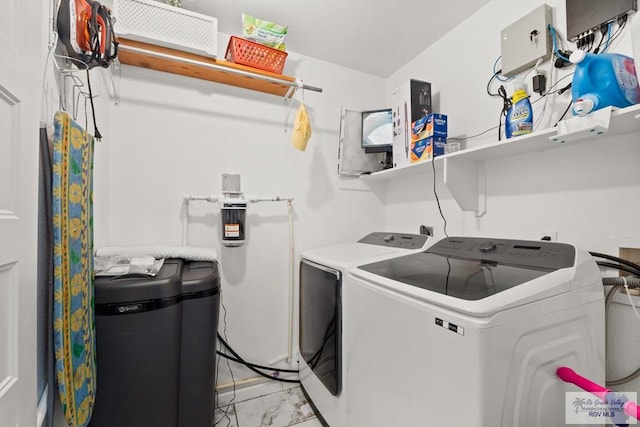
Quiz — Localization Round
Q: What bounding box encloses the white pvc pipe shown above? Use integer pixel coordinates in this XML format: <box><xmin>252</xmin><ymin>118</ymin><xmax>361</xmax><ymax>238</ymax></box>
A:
<box><xmin>184</xmin><ymin>194</ymin><xmax>219</xmax><ymax>202</ymax></box>
<box><xmin>247</xmin><ymin>195</ymin><xmax>295</xmax><ymax>203</ymax></box>
<box><xmin>181</xmin><ymin>194</ymin><xmax>219</xmax><ymax>246</ymax></box>
<box><xmin>181</xmin><ymin>192</ymin><xmax>296</xmax><ymax>363</ymax></box>
<box><xmin>245</xmin><ymin>195</ymin><xmax>296</xmax><ymax>362</ymax></box>
<box><xmin>182</xmin><ymin>197</ymin><xmax>189</xmax><ymax>246</ymax></box>
<box><xmin>286</xmin><ymin>200</ymin><xmax>295</xmax><ymax>363</ymax></box>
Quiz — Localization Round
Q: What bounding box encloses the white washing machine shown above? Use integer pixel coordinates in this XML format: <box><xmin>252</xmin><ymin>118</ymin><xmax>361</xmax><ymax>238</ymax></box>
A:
<box><xmin>345</xmin><ymin>236</ymin><xmax>605</xmax><ymax>427</ymax></box>
<box><xmin>298</xmin><ymin>232</ymin><xmax>430</xmax><ymax>427</ymax></box>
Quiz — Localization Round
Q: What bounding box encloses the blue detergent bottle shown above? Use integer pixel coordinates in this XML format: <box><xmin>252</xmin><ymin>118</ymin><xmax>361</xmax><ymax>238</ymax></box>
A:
<box><xmin>570</xmin><ymin>50</ymin><xmax>640</xmax><ymax>115</ymax></box>
<box><xmin>505</xmin><ymin>77</ymin><xmax>533</xmax><ymax>139</ymax></box>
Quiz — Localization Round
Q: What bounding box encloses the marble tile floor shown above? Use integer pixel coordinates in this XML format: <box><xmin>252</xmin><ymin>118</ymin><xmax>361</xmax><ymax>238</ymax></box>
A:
<box><xmin>214</xmin><ymin>386</ymin><xmax>323</xmax><ymax>427</ymax></box>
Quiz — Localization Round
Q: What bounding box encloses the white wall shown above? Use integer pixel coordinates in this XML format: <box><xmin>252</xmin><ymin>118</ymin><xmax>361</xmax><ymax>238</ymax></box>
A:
<box><xmin>385</xmin><ymin>0</ymin><xmax>640</xmax><ymax>393</ymax></box>
<box><xmin>40</xmin><ymin>0</ymin><xmax>640</xmax><ymax>423</ymax></box>
<box><xmin>95</xmin><ymin>33</ymin><xmax>388</xmax><ymax>388</ymax></box>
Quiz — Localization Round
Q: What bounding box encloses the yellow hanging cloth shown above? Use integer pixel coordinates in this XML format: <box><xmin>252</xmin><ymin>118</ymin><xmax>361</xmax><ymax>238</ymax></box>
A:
<box><xmin>292</xmin><ymin>102</ymin><xmax>312</xmax><ymax>151</ymax></box>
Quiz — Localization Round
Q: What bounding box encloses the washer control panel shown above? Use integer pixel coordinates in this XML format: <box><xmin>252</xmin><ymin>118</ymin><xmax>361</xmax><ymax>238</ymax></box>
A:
<box><xmin>358</xmin><ymin>232</ymin><xmax>429</xmax><ymax>250</ymax></box>
<box><xmin>428</xmin><ymin>237</ymin><xmax>576</xmax><ymax>270</ymax></box>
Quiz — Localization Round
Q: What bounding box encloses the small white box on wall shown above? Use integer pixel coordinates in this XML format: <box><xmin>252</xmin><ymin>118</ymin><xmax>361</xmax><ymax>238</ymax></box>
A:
<box><xmin>391</xmin><ymin>79</ymin><xmax>431</xmax><ymax>168</ymax></box>
<box><xmin>109</xmin><ymin>0</ymin><xmax>218</xmax><ymax>57</ymax></box>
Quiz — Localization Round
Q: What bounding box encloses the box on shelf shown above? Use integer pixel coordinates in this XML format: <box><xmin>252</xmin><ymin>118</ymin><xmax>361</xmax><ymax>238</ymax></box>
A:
<box><xmin>426</xmin><ymin>113</ymin><xmax>448</xmax><ymax>138</ymax></box>
<box><xmin>411</xmin><ymin>136</ymin><xmax>446</xmax><ymax>163</ymax></box>
<box><xmin>427</xmin><ymin>113</ymin><xmax>448</xmax><ymax>158</ymax></box>
<box><xmin>391</xmin><ymin>79</ymin><xmax>432</xmax><ymax>168</ymax></box>
<box><xmin>411</xmin><ymin>115</ymin><xmax>429</xmax><ymax>141</ymax></box>
<box><xmin>410</xmin><ymin>112</ymin><xmax>448</xmax><ymax>162</ymax></box>
<box><xmin>109</xmin><ymin>0</ymin><xmax>218</xmax><ymax>57</ymax></box>
<box><xmin>432</xmin><ymin>137</ymin><xmax>448</xmax><ymax>157</ymax></box>
<box><xmin>411</xmin><ymin>113</ymin><xmax>447</xmax><ymax>138</ymax></box>
<box><xmin>410</xmin><ymin>137</ymin><xmax>430</xmax><ymax>163</ymax></box>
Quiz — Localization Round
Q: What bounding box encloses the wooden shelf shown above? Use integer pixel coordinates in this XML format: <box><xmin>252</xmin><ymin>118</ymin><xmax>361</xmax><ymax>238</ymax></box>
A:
<box><xmin>361</xmin><ymin>103</ymin><xmax>640</xmax><ymax>215</ymax></box>
<box><xmin>117</xmin><ymin>38</ymin><xmax>302</xmax><ymax>97</ymax></box>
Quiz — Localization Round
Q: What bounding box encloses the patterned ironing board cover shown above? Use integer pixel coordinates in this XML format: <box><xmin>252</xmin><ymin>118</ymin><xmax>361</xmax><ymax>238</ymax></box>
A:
<box><xmin>52</xmin><ymin>111</ymin><xmax>96</xmax><ymax>427</ymax></box>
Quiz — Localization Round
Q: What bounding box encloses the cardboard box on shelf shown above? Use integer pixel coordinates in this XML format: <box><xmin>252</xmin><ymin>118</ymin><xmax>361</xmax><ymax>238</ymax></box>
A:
<box><xmin>410</xmin><ymin>137</ymin><xmax>431</xmax><ymax>163</ymax></box>
<box><xmin>391</xmin><ymin>79</ymin><xmax>432</xmax><ymax>168</ymax></box>
<box><xmin>411</xmin><ymin>136</ymin><xmax>447</xmax><ymax>163</ymax></box>
<box><xmin>432</xmin><ymin>136</ymin><xmax>448</xmax><ymax>158</ymax></box>
<box><xmin>426</xmin><ymin>114</ymin><xmax>448</xmax><ymax>138</ymax></box>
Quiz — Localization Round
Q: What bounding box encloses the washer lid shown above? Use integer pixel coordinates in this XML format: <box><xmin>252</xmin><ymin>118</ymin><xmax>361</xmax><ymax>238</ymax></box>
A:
<box><xmin>302</xmin><ymin>232</ymin><xmax>429</xmax><ymax>269</ymax></box>
<box><xmin>358</xmin><ymin>251</ymin><xmax>555</xmax><ymax>301</ymax></box>
<box><xmin>353</xmin><ymin>237</ymin><xmax>589</xmax><ymax>316</ymax></box>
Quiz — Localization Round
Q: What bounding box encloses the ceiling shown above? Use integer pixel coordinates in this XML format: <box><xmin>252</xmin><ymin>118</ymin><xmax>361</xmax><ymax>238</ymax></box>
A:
<box><xmin>181</xmin><ymin>0</ymin><xmax>492</xmax><ymax>77</ymax></box>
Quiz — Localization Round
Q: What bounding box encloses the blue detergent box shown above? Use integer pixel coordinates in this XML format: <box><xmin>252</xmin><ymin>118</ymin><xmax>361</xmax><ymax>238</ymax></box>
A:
<box><xmin>410</xmin><ymin>137</ymin><xmax>432</xmax><ymax>163</ymax></box>
<box><xmin>411</xmin><ymin>136</ymin><xmax>447</xmax><ymax>162</ymax></box>
<box><xmin>411</xmin><ymin>114</ymin><xmax>448</xmax><ymax>162</ymax></box>
<box><xmin>431</xmin><ymin>136</ymin><xmax>447</xmax><ymax>157</ymax></box>
<box><xmin>426</xmin><ymin>113</ymin><xmax>448</xmax><ymax>138</ymax></box>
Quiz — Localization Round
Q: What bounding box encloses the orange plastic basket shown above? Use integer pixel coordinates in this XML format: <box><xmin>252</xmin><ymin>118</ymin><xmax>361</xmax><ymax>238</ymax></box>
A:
<box><xmin>225</xmin><ymin>36</ymin><xmax>288</xmax><ymax>74</ymax></box>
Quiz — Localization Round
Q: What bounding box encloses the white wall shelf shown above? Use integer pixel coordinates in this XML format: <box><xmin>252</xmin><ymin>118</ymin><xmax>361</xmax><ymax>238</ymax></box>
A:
<box><xmin>361</xmin><ymin>103</ymin><xmax>640</xmax><ymax>215</ymax></box>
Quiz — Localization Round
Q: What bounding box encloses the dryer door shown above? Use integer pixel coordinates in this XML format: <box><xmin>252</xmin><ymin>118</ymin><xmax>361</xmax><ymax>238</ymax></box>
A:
<box><xmin>299</xmin><ymin>259</ymin><xmax>341</xmax><ymax>396</ymax></box>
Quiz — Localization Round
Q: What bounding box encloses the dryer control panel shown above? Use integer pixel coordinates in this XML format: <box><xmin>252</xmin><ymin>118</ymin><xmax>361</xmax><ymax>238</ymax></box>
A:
<box><xmin>358</xmin><ymin>232</ymin><xmax>429</xmax><ymax>250</ymax></box>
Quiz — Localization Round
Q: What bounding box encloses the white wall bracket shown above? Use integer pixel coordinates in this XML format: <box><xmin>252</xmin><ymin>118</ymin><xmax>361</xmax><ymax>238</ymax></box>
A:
<box><xmin>550</xmin><ymin>106</ymin><xmax>612</xmax><ymax>144</ymax></box>
<box><xmin>443</xmin><ymin>157</ymin><xmax>487</xmax><ymax>217</ymax></box>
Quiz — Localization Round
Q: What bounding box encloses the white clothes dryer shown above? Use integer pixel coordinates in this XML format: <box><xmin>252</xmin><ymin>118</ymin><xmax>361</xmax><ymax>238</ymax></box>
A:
<box><xmin>298</xmin><ymin>232</ymin><xmax>430</xmax><ymax>427</ymax></box>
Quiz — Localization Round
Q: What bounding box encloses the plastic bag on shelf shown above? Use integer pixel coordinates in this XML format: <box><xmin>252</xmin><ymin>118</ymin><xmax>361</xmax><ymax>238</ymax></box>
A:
<box><xmin>242</xmin><ymin>13</ymin><xmax>288</xmax><ymax>51</ymax></box>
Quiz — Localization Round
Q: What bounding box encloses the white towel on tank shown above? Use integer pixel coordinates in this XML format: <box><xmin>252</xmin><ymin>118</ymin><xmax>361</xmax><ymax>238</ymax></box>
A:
<box><xmin>96</xmin><ymin>246</ymin><xmax>218</xmax><ymax>262</ymax></box>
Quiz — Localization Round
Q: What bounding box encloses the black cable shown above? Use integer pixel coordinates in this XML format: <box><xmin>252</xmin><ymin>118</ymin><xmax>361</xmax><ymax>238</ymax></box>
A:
<box><xmin>593</xmin><ymin>24</ymin><xmax>609</xmax><ymax>54</ymax></box>
<box><xmin>554</xmin><ymin>99</ymin><xmax>574</xmax><ymax>126</ymax></box>
<box><xmin>431</xmin><ymin>157</ymin><xmax>448</xmax><ymax>237</ymax></box>
<box><xmin>591</xmin><ymin>252</ymin><xmax>640</xmax><ymax>274</ymax></box>
<box><xmin>88</xmin><ymin>1</ymin><xmax>102</xmax><ymax>66</ymax></box>
<box><xmin>452</xmin><ymin>67</ymin><xmax>574</xmax><ymax>144</ymax></box>
<box><xmin>592</xmin><ymin>31</ymin><xmax>604</xmax><ymax>54</ymax></box>
<box><xmin>486</xmin><ymin>73</ymin><xmax>500</xmax><ymax>97</ymax></box>
<box><xmin>447</xmin><ymin>125</ymin><xmax>500</xmax><ymax>141</ymax></box>
<box><xmin>85</xmin><ymin>70</ymin><xmax>102</xmax><ymax>141</ymax></box>
<box><xmin>605</xmin><ymin>16</ymin><xmax>627</xmax><ymax>52</ymax></box>
<box><xmin>542</xmin><ymin>73</ymin><xmax>574</xmax><ymax>97</ymax></box>
<box><xmin>452</xmin><ymin>81</ymin><xmax>568</xmax><ymax>143</ymax></box>
<box><xmin>305</xmin><ymin>317</ymin><xmax>336</xmax><ymax>369</ymax></box>
<box><xmin>486</xmin><ymin>72</ymin><xmax>510</xmax><ymax>141</ymax></box>
<box><xmin>556</xmin><ymin>82</ymin><xmax>572</xmax><ymax>96</ymax></box>
<box><xmin>596</xmin><ymin>261</ymin><xmax>640</xmax><ymax>277</ymax></box>
<box><xmin>216</xmin><ymin>350</ymin><xmax>299</xmax><ymax>373</ymax></box>
<box><xmin>217</xmin><ymin>334</ymin><xmax>300</xmax><ymax>384</ymax></box>
<box><xmin>215</xmin><ymin>290</ymin><xmax>236</xmax><ymax>427</ymax></box>
<box><xmin>497</xmin><ymin>85</ymin><xmax>511</xmax><ymax>141</ymax></box>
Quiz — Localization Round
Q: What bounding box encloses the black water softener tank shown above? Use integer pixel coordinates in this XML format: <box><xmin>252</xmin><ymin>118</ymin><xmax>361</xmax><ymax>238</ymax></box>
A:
<box><xmin>178</xmin><ymin>260</ymin><xmax>220</xmax><ymax>427</ymax></box>
<box><xmin>91</xmin><ymin>259</ymin><xmax>184</xmax><ymax>427</ymax></box>
<box><xmin>91</xmin><ymin>258</ymin><xmax>221</xmax><ymax>427</ymax></box>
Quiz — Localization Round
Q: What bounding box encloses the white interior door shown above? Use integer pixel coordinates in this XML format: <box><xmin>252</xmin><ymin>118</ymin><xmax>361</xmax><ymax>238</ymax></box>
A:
<box><xmin>0</xmin><ymin>0</ymin><xmax>42</xmax><ymax>425</ymax></box>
